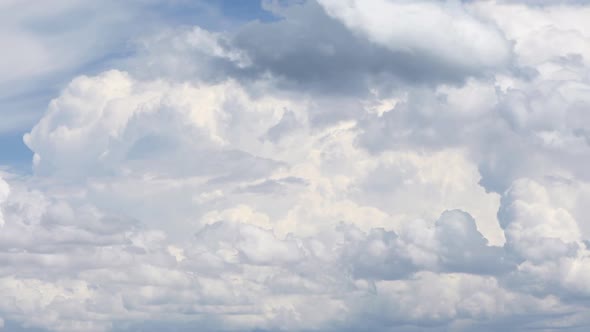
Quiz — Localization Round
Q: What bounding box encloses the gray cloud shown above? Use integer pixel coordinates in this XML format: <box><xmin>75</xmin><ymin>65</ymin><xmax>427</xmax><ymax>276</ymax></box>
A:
<box><xmin>129</xmin><ymin>0</ymin><xmax>514</xmax><ymax>97</ymax></box>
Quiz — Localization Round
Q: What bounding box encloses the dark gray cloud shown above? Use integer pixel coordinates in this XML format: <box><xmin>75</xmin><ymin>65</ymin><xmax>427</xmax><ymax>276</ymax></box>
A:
<box><xmin>233</xmin><ymin>1</ymin><xmax>489</xmax><ymax>94</ymax></box>
<box><xmin>129</xmin><ymin>0</ymin><xmax>514</xmax><ymax>99</ymax></box>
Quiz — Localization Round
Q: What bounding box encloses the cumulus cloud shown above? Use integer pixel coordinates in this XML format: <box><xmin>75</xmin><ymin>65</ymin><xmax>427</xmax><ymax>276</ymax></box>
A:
<box><xmin>0</xmin><ymin>173</ymin><xmax>562</xmax><ymax>331</ymax></box>
<box><xmin>23</xmin><ymin>70</ymin><xmax>287</xmax><ymax>179</ymax></box>
<box><xmin>128</xmin><ymin>0</ymin><xmax>512</xmax><ymax>105</ymax></box>
<box><xmin>2</xmin><ymin>0</ymin><xmax>590</xmax><ymax>331</ymax></box>
<box><xmin>317</xmin><ymin>0</ymin><xmax>511</xmax><ymax>70</ymax></box>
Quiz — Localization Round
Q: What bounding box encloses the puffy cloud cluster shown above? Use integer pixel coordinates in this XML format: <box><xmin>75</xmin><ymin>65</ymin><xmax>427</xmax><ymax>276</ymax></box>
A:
<box><xmin>0</xmin><ymin>174</ymin><xmax>569</xmax><ymax>332</ymax></box>
<box><xmin>2</xmin><ymin>0</ymin><xmax>590</xmax><ymax>331</ymax></box>
<box><xmin>359</xmin><ymin>1</ymin><xmax>590</xmax><ymax>193</ymax></box>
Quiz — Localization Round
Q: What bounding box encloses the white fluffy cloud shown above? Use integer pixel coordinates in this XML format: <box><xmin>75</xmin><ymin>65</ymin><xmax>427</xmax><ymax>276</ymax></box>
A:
<box><xmin>0</xmin><ymin>173</ymin><xmax>566</xmax><ymax>331</ymax></box>
<box><xmin>2</xmin><ymin>0</ymin><xmax>590</xmax><ymax>331</ymax></box>
<box><xmin>317</xmin><ymin>0</ymin><xmax>511</xmax><ymax>71</ymax></box>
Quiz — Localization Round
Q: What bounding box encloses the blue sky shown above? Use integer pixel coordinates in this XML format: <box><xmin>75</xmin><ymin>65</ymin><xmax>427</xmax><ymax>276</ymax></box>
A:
<box><xmin>2</xmin><ymin>1</ymin><xmax>590</xmax><ymax>332</ymax></box>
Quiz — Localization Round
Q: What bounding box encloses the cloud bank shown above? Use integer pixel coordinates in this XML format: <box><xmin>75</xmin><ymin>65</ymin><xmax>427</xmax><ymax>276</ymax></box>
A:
<box><xmin>2</xmin><ymin>0</ymin><xmax>590</xmax><ymax>331</ymax></box>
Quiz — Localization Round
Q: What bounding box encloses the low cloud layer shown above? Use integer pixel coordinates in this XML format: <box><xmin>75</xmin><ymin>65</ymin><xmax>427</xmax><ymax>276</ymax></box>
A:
<box><xmin>2</xmin><ymin>0</ymin><xmax>590</xmax><ymax>331</ymax></box>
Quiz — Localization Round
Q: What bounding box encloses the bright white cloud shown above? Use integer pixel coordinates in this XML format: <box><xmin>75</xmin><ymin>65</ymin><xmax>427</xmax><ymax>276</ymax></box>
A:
<box><xmin>318</xmin><ymin>0</ymin><xmax>511</xmax><ymax>71</ymax></box>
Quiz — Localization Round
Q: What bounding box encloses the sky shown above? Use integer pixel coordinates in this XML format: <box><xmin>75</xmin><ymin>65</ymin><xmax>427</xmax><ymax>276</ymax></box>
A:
<box><xmin>1</xmin><ymin>0</ymin><xmax>590</xmax><ymax>331</ymax></box>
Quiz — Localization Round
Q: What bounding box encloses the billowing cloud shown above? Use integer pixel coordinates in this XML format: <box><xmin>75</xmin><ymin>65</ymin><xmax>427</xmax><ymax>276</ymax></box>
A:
<box><xmin>0</xmin><ymin>173</ymin><xmax>572</xmax><ymax>332</ymax></box>
<box><xmin>317</xmin><ymin>0</ymin><xmax>511</xmax><ymax>71</ymax></box>
<box><xmin>2</xmin><ymin>0</ymin><xmax>590</xmax><ymax>331</ymax></box>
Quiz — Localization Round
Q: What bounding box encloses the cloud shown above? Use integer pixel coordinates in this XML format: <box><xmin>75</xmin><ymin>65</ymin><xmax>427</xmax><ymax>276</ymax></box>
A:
<box><xmin>317</xmin><ymin>0</ymin><xmax>511</xmax><ymax>71</ymax></box>
<box><xmin>0</xmin><ymin>0</ymin><xmax>236</xmax><ymax>134</ymax></box>
<box><xmin>23</xmin><ymin>70</ymin><xmax>289</xmax><ymax>180</ymax></box>
<box><xmin>0</xmin><ymin>0</ymin><xmax>135</xmax><ymax>133</ymax></box>
<box><xmin>129</xmin><ymin>0</ymin><xmax>513</xmax><ymax>104</ymax></box>
<box><xmin>356</xmin><ymin>5</ymin><xmax>590</xmax><ymax>192</ymax></box>
<box><xmin>3</xmin><ymin>0</ymin><xmax>590</xmax><ymax>331</ymax></box>
<box><xmin>0</xmin><ymin>178</ymin><xmax>9</xmax><ymax>228</ymax></box>
<box><xmin>2</xmin><ymin>164</ymin><xmax>588</xmax><ymax>331</ymax></box>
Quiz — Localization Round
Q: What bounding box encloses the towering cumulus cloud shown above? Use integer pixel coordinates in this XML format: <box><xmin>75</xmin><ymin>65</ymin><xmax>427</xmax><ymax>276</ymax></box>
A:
<box><xmin>2</xmin><ymin>0</ymin><xmax>590</xmax><ymax>331</ymax></box>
